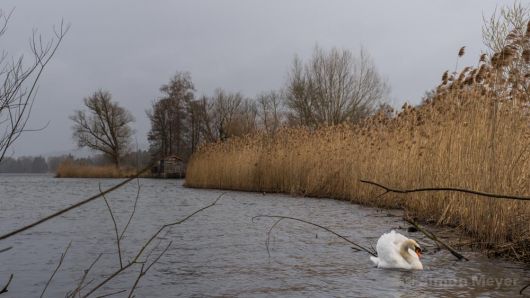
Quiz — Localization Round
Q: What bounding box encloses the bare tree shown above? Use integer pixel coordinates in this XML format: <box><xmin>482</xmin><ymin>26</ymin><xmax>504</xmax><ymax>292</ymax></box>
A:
<box><xmin>256</xmin><ymin>90</ymin><xmax>284</xmax><ymax>135</ymax></box>
<box><xmin>70</xmin><ymin>90</ymin><xmax>134</xmax><ymax>168</ymax></box>
<box><xmin>480</xmin><ymin>3</ymin><xmax>530</xmax><ymax>101</ymax></box>
<box><xmin>0</xmin><ymin>9</ymin><xmax>69</xmax><ymax>164</ymax></box>
<box><xmin>285</xmin><ymin>46</ymin><xmax>389</xmax><ymax>127</ymax></box>
<box><xmin>147</xmin><ymin>72</ymin><xmax>194</xmax><ymax>159</ymax></box>
<box><xmin>482</xmin><ymin>3</ymin><xmax>529</xmax><ymax>54</ymax></box>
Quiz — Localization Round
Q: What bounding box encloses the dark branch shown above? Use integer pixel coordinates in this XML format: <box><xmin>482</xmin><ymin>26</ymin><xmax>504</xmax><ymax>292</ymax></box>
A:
<box><xmin>360</xmin><ymin>179</ymin><xmax>530</xmax><ymax>201</ymax></box>
<box><xmin>81</xmin><ymin>193</ymin><xmax>224</xmax><ymax>297</ymax></box>
<box><xmin>0</xmin><ymin>274</ymin><xmax>13</xmax><ymax>295</ymax></box>
<box><xmin>100</xmin><ymin>184</ymin><xmax>123</xmax><ymax>269</ymax></box>
<box><xmin>404</xmin><ymin>217</ymin><xmax>468</xmax><ymax>261</ymax></box>
<box><xmin>252</xmin><ymin>215</ymin><xmax>377</xmax><ymax>257</ymax></box>
<box><xmin>40</xmin><ymin>241</ymin><xmax>71</xmax><ymax>298</ymax></box>
<box><xmin>0</xmin><ymin>163</ymin><xmax>153</xmax><ymax>241</ymax></box>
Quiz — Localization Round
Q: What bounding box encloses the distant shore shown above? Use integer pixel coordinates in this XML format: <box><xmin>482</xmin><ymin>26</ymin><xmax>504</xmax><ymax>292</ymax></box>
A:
<box><xmin>55</xmin><ymin>162</ymin><xmax>141</xmax><ymax>178</ymax></box>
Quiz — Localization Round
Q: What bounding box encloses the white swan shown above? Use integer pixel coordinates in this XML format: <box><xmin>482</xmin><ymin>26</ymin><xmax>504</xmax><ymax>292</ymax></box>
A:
<box><xmin>370</xmin><ymin>230</ymin><xmax>423</xmax><ymax>270</ymax></box>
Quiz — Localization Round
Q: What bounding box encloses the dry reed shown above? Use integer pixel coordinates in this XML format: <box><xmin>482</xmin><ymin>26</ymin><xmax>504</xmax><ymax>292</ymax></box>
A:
<box><xmin>55</xmin><ymin>161</ymin><xmax>138</xmax><ymax>178</ymax></box>
<box><xmin>186</xmin><ymin>37</ymin><xmax>530</xmax><ymax>261</ymax></box>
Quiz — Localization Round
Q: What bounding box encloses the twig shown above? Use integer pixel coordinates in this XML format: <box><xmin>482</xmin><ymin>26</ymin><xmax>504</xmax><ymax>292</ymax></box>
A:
<box><xmin>252</xmin><ymin>215</ymin><xmax>377</xmax><ymax>257</ymax></box>
<box><xmin>94</xmin><ymin>289</ymin><xmax>127</xmax><ymax>298</ymax></box>
<box><xmin>81</xmin><ymin>193</ymin><xmax>224</xmax><ymax>297</ymax></box>
<box><xmin>119</xmin><ymin>178</ymin><xmax>141</xmax><ymax>241</ymax></box>
<box><xmin>0</xmin><ymin>163</ymin><xmax>153</xmax><ymax>241</ymax></box>
<box><xmin>0</xmin><ymin>274</ymin><xmax>13</xmax><ymax>295</ymax></box>
<box><xmin>404</xmin><ymin>217</ymin><xmax>468</xmax><ymax>261</ymax></box>
<box><xmin>360</xmin><ymin>179</ymin><xmax>530</xmax><ymax>201</ymax></box>
<box><xmin>265</xmin><ymin>218</ymin><xmax>283</xmax><ymax>258</ymax></box>
<box><xmin>100</xmin><ymin>184</ymin><xmax>123</xmax><ymax>269</ymax></box>
<box><xmin>68</xmin><ymin>253</ymin><xmax>103</xmax><ymax>298</ymax></box>
<box><xmin>0</xmin><ymin>247</ymin><xmax>12</xmax><ymax>253</ymax></box>
<box><xmin>128</xmin><ymin>241</ymin><xmax>172</xmax><ymax>298</ymax></box>
<box><xmin>40</xmin><ymin>241</ymin><xmax>71</xmax><ymax>298</ymax></box>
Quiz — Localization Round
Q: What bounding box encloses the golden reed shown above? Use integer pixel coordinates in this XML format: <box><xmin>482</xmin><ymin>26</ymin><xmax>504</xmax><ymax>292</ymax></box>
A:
<box><xmin>186</xmin><ymin>41</ymin><xmax>530</xmax><ymax>261</ymax></box>
<box><xmin>55</xmin><ymin>161</ymin><xmax>137</xmax><ymax>178</ymax></box>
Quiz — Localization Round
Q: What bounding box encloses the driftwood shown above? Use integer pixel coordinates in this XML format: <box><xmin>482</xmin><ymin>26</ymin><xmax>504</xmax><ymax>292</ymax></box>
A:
<box><xmin>252</xmin><ymin>215</ymin><xmax>377</xmax><ymax>257</ymax></box>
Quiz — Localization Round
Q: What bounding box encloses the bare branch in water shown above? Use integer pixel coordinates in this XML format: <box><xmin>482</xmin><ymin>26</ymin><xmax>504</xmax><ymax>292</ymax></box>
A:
<box><xmin>404</xmin><ymin>217</ymin><xmax>468</xmax><ymax>261</ymax></box>
<box><xmin>360</xmin><ymin>179</ymin><xmax>530</xmax><ymax>201</ymax></box>
<box><xmin>40</xmin><ymin>241</ymin><xmax>71</xmax><ymax>298</ymax></box>
<box><xmin>265</xmin><ymin>218</ymin><xmax>284</xmax><ymax>258</ymax></box>
<box><xmin>253</xmin><ymin>215</ymin><xmax>377</xmax><ymax>257</ymax></box>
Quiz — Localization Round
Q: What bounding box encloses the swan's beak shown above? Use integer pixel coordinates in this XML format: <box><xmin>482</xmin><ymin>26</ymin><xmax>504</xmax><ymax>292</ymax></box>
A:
<box><xmin>415</xmin><ymin>247</ymin><xmax>422</xmax><ymax>258</ymax></box>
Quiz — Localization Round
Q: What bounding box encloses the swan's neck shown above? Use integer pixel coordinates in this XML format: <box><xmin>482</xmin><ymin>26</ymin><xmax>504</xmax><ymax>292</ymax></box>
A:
<box><xmin>400</xmin><ymin>244</ymin><xmax>421</xmax><ymax>267</ymax></box>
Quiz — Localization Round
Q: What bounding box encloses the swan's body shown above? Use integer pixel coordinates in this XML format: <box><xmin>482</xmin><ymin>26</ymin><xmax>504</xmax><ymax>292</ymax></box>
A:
<box><xmin>370</xmin><ymin>230</ymin><xmax>423</xmax><ymax>270</ymax></box>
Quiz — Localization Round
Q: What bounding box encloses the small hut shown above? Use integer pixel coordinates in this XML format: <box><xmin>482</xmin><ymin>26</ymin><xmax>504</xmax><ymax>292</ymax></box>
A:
<box><xmin>151</xmin><ymin>155</ymin><xmax>185</xmax><ymax>178</ymax></box>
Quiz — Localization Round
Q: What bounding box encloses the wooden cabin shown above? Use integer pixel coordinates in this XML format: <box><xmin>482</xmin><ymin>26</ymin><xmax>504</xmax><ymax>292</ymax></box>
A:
<box><xmin>151</xmin><ymin>155</ymin><xmax>186</xmax><ymax>178</ymax></box>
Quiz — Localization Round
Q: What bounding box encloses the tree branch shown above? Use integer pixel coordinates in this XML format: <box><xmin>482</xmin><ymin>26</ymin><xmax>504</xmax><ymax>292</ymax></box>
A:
<box><xmin>252</xmin><ymin>215</ymin><xmax>377</xmax><ymax>257</ymax></box>
<box><xmin>404</xmin><ymin>217</ymin><xmax>468</xmax><ymax>261</ymax></box>
<box><xmin>40</xmin><ymin>241</ymin><xmax>71</xmax><ymax>298</ymax></box>
<box><xmin>0</xmin><ymin>274</ymin><xmax>13</xmax><ymax>295</ymax></box>
<box><xmin>360</xmin><ymin>179</ymin><xmax>530</xmax><ymax>201</ymax></box>
<box><xmin>81</xmin><ymin>193</ymin><xmax>224</xmax><ymax>297</ymax></box>
<box><xmin>0</xmin><ymin>163</ymin><xmax>153</xmax><ymax>241</ymax></box>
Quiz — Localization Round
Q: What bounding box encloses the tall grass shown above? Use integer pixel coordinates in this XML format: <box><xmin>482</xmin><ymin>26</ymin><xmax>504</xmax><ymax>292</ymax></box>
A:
<box><xmin>55</xmin><ymin>161</ymin><xmax>138</xmax><ymax>178</ymax></box>
<box><xmin>186</xmin><ymin>38</ymin><xmax>530</xmax><ymax>260</ymax></box>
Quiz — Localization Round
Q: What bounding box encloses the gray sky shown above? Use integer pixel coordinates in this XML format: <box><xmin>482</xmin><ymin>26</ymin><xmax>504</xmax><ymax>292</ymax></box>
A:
<box><xmin>2</xmin><ymin>0</ymin><xmax>525</xmax><ymax>157</ymax></box>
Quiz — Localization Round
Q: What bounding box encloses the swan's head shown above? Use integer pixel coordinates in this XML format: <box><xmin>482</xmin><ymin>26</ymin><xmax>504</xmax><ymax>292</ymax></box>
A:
<box><xmin>401</xmin><ymin>239</ymin><xmax>422</xmax><ymax>258</ymax></box>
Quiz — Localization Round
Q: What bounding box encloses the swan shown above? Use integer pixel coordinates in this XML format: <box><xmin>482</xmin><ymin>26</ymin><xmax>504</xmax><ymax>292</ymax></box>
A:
<box><xmin>370</xmin><ymin>230</ymin><xmax>423</xmax><ymax>270</ymax></box>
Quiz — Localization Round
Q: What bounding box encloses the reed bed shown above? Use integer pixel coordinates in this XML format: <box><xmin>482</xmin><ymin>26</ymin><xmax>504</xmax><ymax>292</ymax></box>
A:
<box><xmin>186</xmin><ymin>33</ymin><xmax>530</xmax><ymax>261</ymax></box>
<box><xmin>55</xmin><ymin>161</ymin><xmax>138</xmax><ymax>178</ymax></box>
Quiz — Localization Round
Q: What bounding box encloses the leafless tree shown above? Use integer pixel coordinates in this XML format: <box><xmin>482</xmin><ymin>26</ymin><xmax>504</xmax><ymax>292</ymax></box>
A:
<box><xmin>482</xmin><ymin>3</ymin><xmax>529</xmax><ymax>54</ymax></box>
<box><xmin>147</xmin><ymin>72</ymin><xmax>194</xmax><ymax>159</ymax></box>
<box><xmin>285</xmin><ymin>46</ymin><xmax>389</xmax><ymax>127</ymax></box>
<box><xmin>480</xmin><ymin>3</ymin><xmax>530</xmax><ymax>101</ymax></box>
<box><xmin>70</xmin><ymin>90</ymin><xmax>134</xmax><ymax>168</ymax></box>
<box><xmin>0</xmin><ymin>9</ymin><xmax>69</xmax><ymax>164</ymax></box>
<box><xmin>256</xmin><ymin>90</ymin><xmax>284</xmax><ymax>135</ymax></box>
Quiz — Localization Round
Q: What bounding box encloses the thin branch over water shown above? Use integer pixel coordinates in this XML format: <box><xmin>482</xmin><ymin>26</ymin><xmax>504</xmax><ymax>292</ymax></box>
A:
<box><xmin>253</xmin><ymin>215</ymin><xmax>377</xmax><ymax>257</ymax></box>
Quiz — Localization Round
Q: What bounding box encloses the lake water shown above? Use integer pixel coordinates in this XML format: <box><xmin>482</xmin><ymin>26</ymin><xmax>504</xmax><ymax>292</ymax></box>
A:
<box><xmin>0</xmin><ymin>174</ymin><xmax>528</xmax><ymax>297</ymax></box>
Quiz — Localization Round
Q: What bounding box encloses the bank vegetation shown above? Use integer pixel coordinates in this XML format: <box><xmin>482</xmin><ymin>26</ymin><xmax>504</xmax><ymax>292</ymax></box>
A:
<box><xmin>187</xmin><ymin>7</ymin><xmax>530</xmax><ymax>261</ymax></box>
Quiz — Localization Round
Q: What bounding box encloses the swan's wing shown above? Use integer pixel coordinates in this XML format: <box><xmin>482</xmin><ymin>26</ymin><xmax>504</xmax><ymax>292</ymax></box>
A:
<box><xmin>374</xmin><ymin>231</ymin><xmax>411</xmax><ymax>269</ymax></box>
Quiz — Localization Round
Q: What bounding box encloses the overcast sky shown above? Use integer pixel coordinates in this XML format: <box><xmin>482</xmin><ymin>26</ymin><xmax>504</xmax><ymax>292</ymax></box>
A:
<box><xmin>2</xmin><ymin>0</ymin><xmax>526</xmax><ymax>157</ymax></box>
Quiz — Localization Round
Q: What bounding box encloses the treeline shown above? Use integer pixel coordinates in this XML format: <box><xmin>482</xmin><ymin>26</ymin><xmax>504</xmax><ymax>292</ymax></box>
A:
<box><xmin>146</xmin><ymin>46</ymin><xmax>390</xmax><ymax>161</ymax></box>
<box><xmin>0</xmin><ymin>156</ymin><xmax>49</xmax><ymax>173</ymax></box>
<box><xmin>0</xmin><ymin>151</ymin><xmax>151</xmax><ymax>173</ymax></box>
<box><xmin>64</xmin><ymin>45</ymin><xmax>389</xmax><ymax>169</ymax></box>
